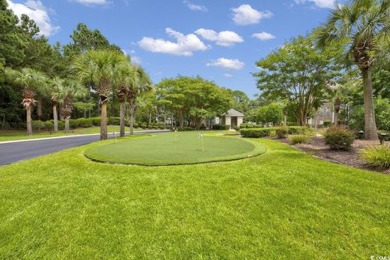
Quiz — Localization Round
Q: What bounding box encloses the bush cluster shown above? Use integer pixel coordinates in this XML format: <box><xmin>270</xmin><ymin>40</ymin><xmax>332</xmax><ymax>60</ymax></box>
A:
<box><xmin>275</xmin><ymin>126</ymin><xmax>288</xmax><ymax>138</ymax></box>
<box><xmin>288</xmin><ymin>134</ymin><xmax>311</xmax><ymax>144</ymax></box>
<box><xmin>240</xmin><ymin>128</ymin><xmax>271</xmax><ymax>138</ymax></box>
<box><xmin>324</xmin><ymin>126</ymin><xmax>355</xmax><ymax>150</ymax></box>
<box><xmin>361</xmin><ymin>145</ymin><xmax>390</xmax><ymax>169</ymax></box>
<box><xmin>240</xmin><ymin>126</ymin><xmax>309</xmax><ymax>139</ymax></box>
<box><xmin>212</xmin><ymin>124</ymin><xmax>230</xmax><ymax>130</ymax></box>
<box><xmin>239</xmin><ymin>123</ymin><xmax>257</xmax><ymax>129</ymax></box>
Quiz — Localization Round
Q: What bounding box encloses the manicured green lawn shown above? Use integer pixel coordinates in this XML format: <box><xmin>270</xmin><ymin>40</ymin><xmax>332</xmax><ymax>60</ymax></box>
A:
<box><xmin>0</xmin><ymin>138</ymin><xmax>389</xmax><ymax>258</ymax></box>
<box><xmin>85</xmin><ymin>132</ymin><xmax>266</xmax><ymax>165</ymax></box>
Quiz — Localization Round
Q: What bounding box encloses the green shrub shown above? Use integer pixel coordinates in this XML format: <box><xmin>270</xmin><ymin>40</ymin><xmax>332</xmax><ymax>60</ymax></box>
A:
<box><xmin>58</xmin><ymin>120</ymin><xmax>65</xmax><ymax>130</ymax></box>
<box><xmin>240</xmin><ymin>128</ymin><xmax>271</xmax><ymax>138</ymax></box>
<box><xmin>75</xmin><ymin>118</ymin><xmax>93</xmax><ymax>128</ymax></box>
<box><xmin>140</xmin><ymin>122</ymin><xmax>147</xmax><ymax>129</ymax></box>
<box><xmin>212</xmin><ymin>124</ymin><xmax>230</xmax><ymax>130</ymax></box>
<box><xmin>288</xmin><ymin>134</ymin><xmax>310</xmax><ymax>144</ymax></box>
<box><xmin>233</xmin><ymin>126</ymin><xmax>240</xmax><ymax>131</ymax></box>
<box><xmin>69</xmin><ymin>119</ymin><xmax>78</xmax><ymax>129</ymax></box>
<box><xmin>239</xmin><ymin>123</ymin><xmax>255</xmax><ymax>129</ymax></box>
<box><xmin>32</xmin><ymin>120</ymin><xmax>45</xmax><ymax>131</ymax></box>
<box><xmin>288</xmin><ymin>126</ymin><xmax>306</xmax><ymax>135</ymax></box>
<box><xmin>361</xmin><ymin>145</ymin><xmax>390</xmax><ymax>169</ymax></box>
<box><xmin>108</xmin><ymin>117</ymin><xmax>120</xmax><ymax>125</ymax></box>
<box><xmin>91</xmin><ymin>117</ymin><xmax>101</xmax><ymax>126</ymax></box>
<box><xmin>275</xmin><ymin>126</ymin><xmax>289</xmax><ymax>138</ymax></box>
<box><xmin>44</xmin><ymin>121</ymin><xmax>54</xmax><ymax>131</ymax></box>
<box><xmin>323</xmin><ymin>121</ymin><xmax>332</xmax><ymax>127</ymax></box>
<box><xmin>324</xmin><ymin>126</ymin><xmax>355</xmax><ymax>150</ymax></box>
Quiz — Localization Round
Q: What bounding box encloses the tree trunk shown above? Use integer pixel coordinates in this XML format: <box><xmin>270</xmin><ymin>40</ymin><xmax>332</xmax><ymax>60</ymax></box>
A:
<box><xmin>37</xmin><ymin>97</ymin><xmax>42</xmax><ymax>120</ymax></box>
<box><xmin>53</xmin><ymin>104</ymin><xmax>58</xmax><ymax>132</ymax></box>
<box><xmin>119</xmin><ymin>101</ymin><xmax>125</xmax><ymax>137</ymax></box>
<box><xmin>129</xmin><ymin>101</ymin><xmax>135</xmax><ymax>135</ymax></box>
<box><xmin>26</xmin><ymin>105</ymin><xmax>32</xmax><ymax>136</ymax></box>
<box><xmin>64</xmin><ymin>117</ymin><xmax>70</xmax><ymax>133</ymax></box>
<box><xmin>362</xmin><ymin>68</ymin><xmax>378</xmax><ymax>140</ymax></box>
<box><xmin>100</xmin><ymin>99</ymin><xmax>108</xmax><ymax>140</ymax></box>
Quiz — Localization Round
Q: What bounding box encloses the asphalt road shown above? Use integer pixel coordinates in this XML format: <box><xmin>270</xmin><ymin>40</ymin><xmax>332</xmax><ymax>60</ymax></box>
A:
<box><xmin>0</xmin><ymin>130</ymin><xmax>169</xmax><ymax>166</ymax></box>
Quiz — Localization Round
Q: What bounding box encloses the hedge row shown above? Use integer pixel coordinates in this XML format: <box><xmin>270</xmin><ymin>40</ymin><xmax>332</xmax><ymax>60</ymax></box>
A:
<box><xmin>240</xmin><ymin>126</ymin><xmax>309</xmax><ymax>138</ymax></box>
<box><xmin>32</xmin><ymin>118</ymin><xmax>168</xmax><ymax>131</ymax></box>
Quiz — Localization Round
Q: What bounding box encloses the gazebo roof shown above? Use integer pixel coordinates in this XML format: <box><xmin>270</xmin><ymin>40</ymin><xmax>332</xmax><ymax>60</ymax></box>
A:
<box><xmin>222</xmin><ymin>109</ymin><xmax>244</xmax><ymax>117</ymax></box>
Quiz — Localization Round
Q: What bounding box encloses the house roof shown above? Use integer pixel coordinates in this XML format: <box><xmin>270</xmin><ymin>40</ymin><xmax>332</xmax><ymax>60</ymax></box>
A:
<box><xmin>222</xmin><ymin>109</ymin><xmax>244</xmax><ymax>117</ymax></box>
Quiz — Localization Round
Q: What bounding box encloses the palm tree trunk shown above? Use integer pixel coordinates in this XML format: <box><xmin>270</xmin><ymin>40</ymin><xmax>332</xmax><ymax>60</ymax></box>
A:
<box><xmin>53</xmin><ymin>104</ymin><xmax>58</xmax><ymax>132</ymax></box>
<box><xmin>64</xmin><ymin>117</ymin><xmax>70</xmax><ymax>133</ymax></box>
<box><xmin>37</xmin><ymin>97</ymin><xmax>42</xmax><ymax>120</ymax></box>
<box><xmin>129</xmin><ymin>102</ymin><xmax>135</xmax><ymax>135</ymax></box>
<box><xmin>101</xmin><ymin>100</ymin><xmax>108</xmax><ymax>140</ymax></box>
<box><xmin>119</xmin><ymin>101</ymin><xmax>125</xmax><ymax>137</ymax></box>
<box><xmin>362</xmin><ymin>68</ymin><xmax>378</xmax><ymax>140</ymax></box>
<box><xmin>26</xmin><ymin>105</ymin><xmax>32</xmax><ymax>136</ymax></box>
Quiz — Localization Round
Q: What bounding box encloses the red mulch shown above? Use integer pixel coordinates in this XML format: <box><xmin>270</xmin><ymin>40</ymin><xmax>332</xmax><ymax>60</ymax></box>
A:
<box><xmin>278</xmin><ymin>135</ymin><xmax>390</xmax><ymax>175</ymax></box>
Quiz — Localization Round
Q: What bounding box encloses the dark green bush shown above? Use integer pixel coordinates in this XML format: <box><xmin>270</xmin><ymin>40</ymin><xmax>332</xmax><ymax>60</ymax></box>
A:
<box><xmin>77</xmin><ymin>118</ymin><xmax>93</xmax><ymax>128</ymax></box>
<box><xmin>288</xmin><ymin>126</ymin><xmax>306</xmax><ymax>135</ymax></box>
<box><xmin>275</xmin><ymin>126</ymin><xmax>288</xmax><ymax>138</ymax></box>
<box><xmin>58</xmin><ymin>120</ymin><xmax>65</xmax><ymax>130</ymax></box>
<box><xmin>240</xmin><ymin>128</ymin><xmax>271</xmax><ymax>138</ymax></box>
<box><xmin>239</xmin><ymin>123</ymin><xmax>255</xmax><ymax>129</ymax></box>
<box><xmin>324</xmin><ymin>127</ymin><xmax>355</xmax><ymax>150</ymax></box>
<box><xmin>44</xmin><ymin>121</ymin><xmax>53</xmax><ymax>131</ymax></box>
<box><xmin>212</xmin><ymin>124</ymin><xmax>230</xmax><ymax>130</ymax></box>
<box><xmin>32</xmin><ymin>120</ymin><xmax>45</xmax><ymax>131</ymax></box>
<box><xmin>323</xmin><ymin>121</ymin><xmax>332</xmax><ymax>127</ymax></box>
<box><xmin>91</xmin><ymin>117</ymin><xmax>101</xmax><ymax>126</ymax></box>
<box><xmin>361</xmin><ymin>144</ymin><xmax>390</xmax><ymax>169</ymax></box>
<box><xmin>69</xmin><ymin>119</ymin><xmax>79</xmax><ymax>129</ymax></box>
<box><xmin>108</xmin><ymin>117</ymin><xmax>120</xmax><ymax>125</ymax></box>
<box><xmin>140</xmin><ymin>122</ymin><xmax>147</xmax><ymax>129</ymax></box>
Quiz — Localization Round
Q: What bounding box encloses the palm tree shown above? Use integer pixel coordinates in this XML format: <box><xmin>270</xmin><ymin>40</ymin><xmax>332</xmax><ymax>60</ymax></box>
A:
<box><xmin>317</xmin><ymin>0</ymin><xmax>390</xmax><ymax>139</ymax></box>
<box><xmin>73</xmin><ymin>50</ymin><xmax>128</xmax><ymax>140</ymax></box>
<box><xmin>114</xmin><ymin>63</ymin><xmax>135</xmax><ymax>137</ymax></box>
<box><xmin>58</xmin><ymin>80</ymin><xmax>88</xmax><ymax>133</ymax></box>
<box><xmin>128</xmin><ymin>66</ymin><xmax>152</xmax><ymax>135</ymax></box>
<box><xmin>50</xmin><ymin>77</ymin><xmax>64</xmax><ymax>132</ymax></box>
<box><xmin>5</xmin><ymin>68</ymin><xmax>47</xmax><ymax>135</ymax></box>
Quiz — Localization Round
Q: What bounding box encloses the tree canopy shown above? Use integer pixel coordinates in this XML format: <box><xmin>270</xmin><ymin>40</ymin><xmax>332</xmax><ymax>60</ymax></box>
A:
<box><xmin>254</xmin><ymin>34</ymin><xmax>342</xmax><ymax>126</ymax></box>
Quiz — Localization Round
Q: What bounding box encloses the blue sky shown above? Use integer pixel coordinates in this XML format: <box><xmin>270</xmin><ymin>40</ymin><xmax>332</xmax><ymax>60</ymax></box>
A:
<box><xmin>6</xmin><ymin>0</ymin><xmax>341</xmax><ymax>98</ymax></box>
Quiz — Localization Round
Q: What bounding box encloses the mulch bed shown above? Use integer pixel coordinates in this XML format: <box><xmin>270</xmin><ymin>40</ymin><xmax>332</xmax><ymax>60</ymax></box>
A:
<box><xmin>278</xmin><ymin>135</ymin><xmax>390</xmax><ymax>175</ymax></box>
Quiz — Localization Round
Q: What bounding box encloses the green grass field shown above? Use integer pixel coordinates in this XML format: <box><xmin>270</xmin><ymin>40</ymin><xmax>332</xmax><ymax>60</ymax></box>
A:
<box><xmin>0</xmin><ymin>137</ymin><xmax>389</xmax><ymax>258</ymax></box>
<box><xmin>85</xmin><ymin>132</ymin><xmax>266</xmax><ymax>165</ymax></box>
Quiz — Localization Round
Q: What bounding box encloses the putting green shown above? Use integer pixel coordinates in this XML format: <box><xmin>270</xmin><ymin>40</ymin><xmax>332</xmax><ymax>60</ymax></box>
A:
<box><xmin>85</xmin><ymin>132</ymin><xmax>266</xmax><ymax>166</ymax></box>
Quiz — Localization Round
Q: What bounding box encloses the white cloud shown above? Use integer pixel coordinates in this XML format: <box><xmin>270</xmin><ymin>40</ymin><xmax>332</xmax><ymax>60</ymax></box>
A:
<box><xmin>138</xmin><ymin>28</ymin><xmax>209</xmax><ymax>56</ymax></box>
<box><xmin>252</xmin><ymin>32</ymin><xmax>275</xmax><ymax>40</ymax></box>
<box><xmin>295</xmin><ymin>0</ymin><xmax>335</xmax><ymax>8</ymax></box>
<box><xmin>6</xmin><ymin>0</ymin><xmax>59</xmax><ymax>37</ymax></box>
<box><xmin>207</xmin><ymin>58</ymin><xmax>245</xmax><ymax>70</ymax></box>
<box><xmin>232</xmin><ymin>4</ymin><xmax>273</xmax><ymax>25</ymax></box>
<box><xmin>183</xmin><ymin>0</ymin><xmax>207</xmax><ymax>12</ymax></box>
<box><xmin>195</xmin><ymin>28</ymin><xmax>243</xmax><ymax>47</ymax></box>
<box><xmin>224</xmin><ymin>73</ymin><xmax>233</xmax><ymax>77</ymax></box>
<box><xmin>71</xmin><ymin>0</ymin><xmax>110</xmax><ymax>5</ymax></box>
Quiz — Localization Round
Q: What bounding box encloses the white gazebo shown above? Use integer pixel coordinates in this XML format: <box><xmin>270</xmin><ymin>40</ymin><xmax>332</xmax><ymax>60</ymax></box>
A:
<box><xmin>221</xmin><ymin>109</ymin><xmax>244</xmax><ymax>129</ymax></box>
